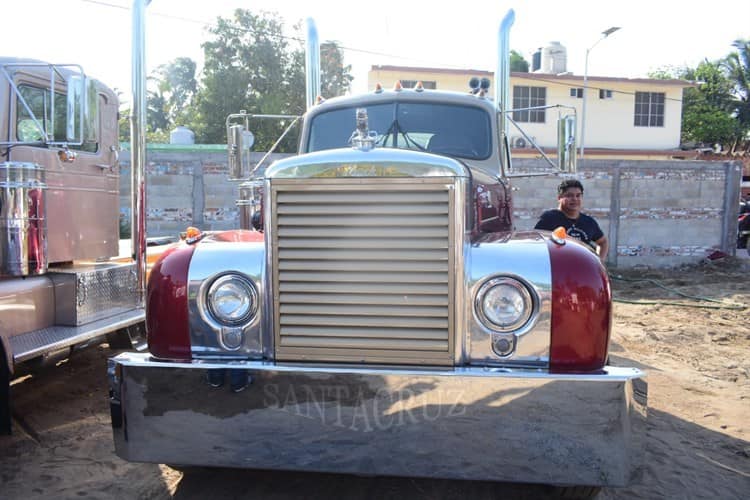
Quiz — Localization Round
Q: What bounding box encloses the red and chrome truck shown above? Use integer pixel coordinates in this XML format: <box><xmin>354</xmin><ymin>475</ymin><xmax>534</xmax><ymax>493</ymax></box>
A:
<box><xmin>0</xmin><ymin>59</ymin><xmax>147</xmax><ymax>434</ymax></box>
<box><xmin>109</xmin><ymin>5</ymin><xmax>646</xmax><ymax>497</ymax></box>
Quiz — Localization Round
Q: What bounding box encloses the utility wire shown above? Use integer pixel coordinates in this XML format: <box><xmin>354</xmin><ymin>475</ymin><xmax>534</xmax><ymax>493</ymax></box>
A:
<box><xmin>80</xmin><ymin>0</ymin><xmax>457</xmax><ymax>66</ymax></box>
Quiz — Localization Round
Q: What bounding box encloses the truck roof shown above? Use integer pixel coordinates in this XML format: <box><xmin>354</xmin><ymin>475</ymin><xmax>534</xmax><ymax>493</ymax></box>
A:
<box><xmin>311</xmin><ymin>88</ymin><xmax>498</xmax><ymax>115</ymax></box>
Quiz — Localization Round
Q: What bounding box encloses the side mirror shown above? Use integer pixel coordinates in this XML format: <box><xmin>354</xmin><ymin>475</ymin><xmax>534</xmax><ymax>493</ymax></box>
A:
<box><xmin>66</xmin><ymin>76</ymin><xmax>98</xmax><ymax>145</ymax></box>
<box><xmin>228</xmin><ymin>124</ymin><xmax>254</xmax><ymax>180</ymax></box>
<box><xmin>557</xmin><ymin>114</ymin><xmax>577</xmax><ymax>173</ymax></box>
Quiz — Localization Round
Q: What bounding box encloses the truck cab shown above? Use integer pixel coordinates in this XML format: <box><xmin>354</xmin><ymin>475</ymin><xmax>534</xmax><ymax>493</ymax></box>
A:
<box><xmin>0</xmin><ymin>59</ymin><xmax>144</xmax><ymax>435</ymax></box>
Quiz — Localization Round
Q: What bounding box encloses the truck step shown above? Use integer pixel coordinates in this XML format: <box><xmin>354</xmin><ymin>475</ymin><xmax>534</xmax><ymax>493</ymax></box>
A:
<box><xmin>10</xmin><ymin>308</ymin><xmax>145</xmax><ymax>363</ymax></box>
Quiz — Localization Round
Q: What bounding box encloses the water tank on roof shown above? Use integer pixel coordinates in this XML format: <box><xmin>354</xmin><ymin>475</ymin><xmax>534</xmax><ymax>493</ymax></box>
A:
<box><xmin>170</xmin><ymin>126</ymin><xmax>195</xmax><ymax>145</ymax></box>
<box><xmin>541</xmin><ymin>42</ymin><xmax>567</xmax><ymax>74</ymax></box>
<box><xmin>532</xmin><ymin>49</ymin><xmax>542</xmax><ymax>72</ymax></box>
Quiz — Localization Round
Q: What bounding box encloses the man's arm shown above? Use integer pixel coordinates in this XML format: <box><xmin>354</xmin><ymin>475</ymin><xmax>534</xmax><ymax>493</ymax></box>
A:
<box><xmin>595</xmin><ymin>235</ymin><xmax>609</xmax><ymax>264</ymax></box>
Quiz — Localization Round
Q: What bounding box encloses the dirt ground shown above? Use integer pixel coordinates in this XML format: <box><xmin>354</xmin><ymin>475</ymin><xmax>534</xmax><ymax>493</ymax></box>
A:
<box><xmin>1</xmin><ymin>258</ymin><xmax>748</xmax><ymax>499</ymax></box>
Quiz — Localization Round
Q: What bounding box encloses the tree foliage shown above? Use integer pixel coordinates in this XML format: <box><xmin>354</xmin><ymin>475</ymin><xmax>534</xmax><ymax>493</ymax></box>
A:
<box><xmin>652</xmin><ymin>52</ymin><xmax>748</xmax><ymax>149</ymax></box>
<box><xmin>321</xmin><ymin>41</ymin><xmax>354</xmax><ymax>97</ymax></box>
<box><xmin>510</xmin><ymin>50</ymin><xmax>529</xmax><ymax>72</ymax></box>
<box><xmin>153</xmin><ymin>57</ymin><xmax>197</xmax><ymax>127</ymax></box>
<box><xmin>133</xmin><ymin>9</ymin><xmax>352</xmax><ymax>147</ymax></box>
<box><xmin>723</xmin><ymin>39</ymin><xmax>750</xmax><ymax>139</ymax></box>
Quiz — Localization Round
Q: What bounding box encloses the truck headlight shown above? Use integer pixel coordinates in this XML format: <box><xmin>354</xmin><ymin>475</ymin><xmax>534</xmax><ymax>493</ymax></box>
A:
<box><xmin>206</xmin><ymin>274</ymin><xmax>257</xmax><ymax>326</ymax></box>
<box><xmin>475</xmin><ymin>276</ymin><xmax>534</xmax><ymax>332</ymax></box>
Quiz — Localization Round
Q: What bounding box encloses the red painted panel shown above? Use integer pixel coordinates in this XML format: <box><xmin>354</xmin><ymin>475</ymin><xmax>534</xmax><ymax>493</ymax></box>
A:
<box><xmin>146</xmin><ymin>242</ymin><xmax>196</xmax><ymax>360</ymax></box>
<box><xmin>547</xmin><ymin>239</ymin><xmax>611</xmax><ymax>372</ymax></box>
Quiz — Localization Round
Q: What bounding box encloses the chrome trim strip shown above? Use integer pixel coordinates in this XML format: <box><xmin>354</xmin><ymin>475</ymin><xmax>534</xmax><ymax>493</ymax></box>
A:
<box><xmin>265</xmin><ymin>148</ymin><xmax>470</xmax><ymax>179</ymax></box>
<box><xmin>109</xmin><ymin>352</ymin><xmax>646</xmax><ymax>487</ymax></box>
<box><xmin>111</xmin><ymin>353</ymin><xmax>642</xmax><ymax>380</ymax></box>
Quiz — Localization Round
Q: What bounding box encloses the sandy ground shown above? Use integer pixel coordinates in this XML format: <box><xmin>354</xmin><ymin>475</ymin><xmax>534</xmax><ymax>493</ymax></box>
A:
<box><xmin>1</xmin><ymin>258</ymin><xmax>748</xmax><ymax>499</ymax></box>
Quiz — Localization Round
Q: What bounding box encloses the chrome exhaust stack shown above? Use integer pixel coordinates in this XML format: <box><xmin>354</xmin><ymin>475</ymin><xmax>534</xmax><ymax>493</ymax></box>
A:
<box><xmin>557</xmin><ymin>115</ymin><xmax>578</xmax><ymax>173</ymax></box>
<box><xmin>131</xmin><ymin>0</ymin><xmax>151</xmax><ymax>304</ymax></box>
<box><xmin>495</xmin><ymin>9</ymin><xmax>515</xmax><ymax>177</ymax></box>
<box><xmin>305</xmin><ymin>17</ymin><xmax>320</xmax><ymax>110</ymax></box>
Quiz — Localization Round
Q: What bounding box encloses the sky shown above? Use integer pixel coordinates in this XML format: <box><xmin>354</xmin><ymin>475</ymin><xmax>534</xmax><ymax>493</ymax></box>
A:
<box><xmin>3</xmin><ymin>0</ymin><xmax>749</xmax><ymax>107</ymax></box>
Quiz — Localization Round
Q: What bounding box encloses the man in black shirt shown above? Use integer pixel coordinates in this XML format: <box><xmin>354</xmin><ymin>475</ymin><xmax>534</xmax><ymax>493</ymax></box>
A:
<box><xmin>534</xmin><ymin>179</ymin><xmax>609</xmax><ymax>264</ymax></box>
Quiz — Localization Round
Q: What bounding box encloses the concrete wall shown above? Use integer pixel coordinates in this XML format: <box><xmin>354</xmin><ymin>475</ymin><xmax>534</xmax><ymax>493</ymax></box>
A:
<box><xmin>120</xmin><ymin>148</ymin><xmax>742</xmax><ymax>268</ymax></box>
<box><xmin>119</xmin><ymin>148</ymin><xmax>291</xmax><ymax>237</ymax></box>
<box><xmin>511</xmin><ymin>159</ymin><xmax>742</xmax><ymax>267</ymax></box>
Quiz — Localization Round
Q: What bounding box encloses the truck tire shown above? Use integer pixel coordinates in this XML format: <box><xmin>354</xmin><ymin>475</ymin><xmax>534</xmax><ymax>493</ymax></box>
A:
<box><xmin>1</xmin><ymin>347</ymin><xmax>11</xmax><ymax>435</ymax></box>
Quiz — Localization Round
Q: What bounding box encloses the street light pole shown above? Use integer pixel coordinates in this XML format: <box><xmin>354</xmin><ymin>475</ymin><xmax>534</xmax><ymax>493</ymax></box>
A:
<box><xmin>580</xmin><ymin>26</ymin><xmax>620</xmax><ymax>166</ymax></box>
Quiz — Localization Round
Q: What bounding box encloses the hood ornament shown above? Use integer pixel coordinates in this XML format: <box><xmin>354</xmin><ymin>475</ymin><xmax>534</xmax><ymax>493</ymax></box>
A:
<box><xmin>350</xmin><ymin>108</ymin><xmax>378</xmax><ymax>151</ymax></box>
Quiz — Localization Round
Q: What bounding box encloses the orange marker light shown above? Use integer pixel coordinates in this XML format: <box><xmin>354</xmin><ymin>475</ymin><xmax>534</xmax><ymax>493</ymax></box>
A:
<box><xmin>414</xmin><ymin>81</ymin><xmax>424</xmax><ymax>92</ymax></box>
<box><xmin>374</xmin><ymin>82</ymin><xmax>383</xmax><ymax>93</ymax></box>
<box><xmin>185</xmin><ymin>226</ymin><xmax>202</xmax><ymax>240</ymax></box>
<box><xmin>551</xmin><ymin>226</ymin><xmax>567</xmax><ymax>245</ymax></box>
<box><xmin>393</xmin><ymin>81</ymin><xmax>403</xmax><ymax>91</ymax></box>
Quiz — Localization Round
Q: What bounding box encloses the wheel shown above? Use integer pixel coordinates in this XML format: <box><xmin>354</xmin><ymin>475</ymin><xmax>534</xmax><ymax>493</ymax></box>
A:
<box><xmin>1</xmin><ymin>347</ymin><xmax>11</xmax><ymax>435</ymax></box>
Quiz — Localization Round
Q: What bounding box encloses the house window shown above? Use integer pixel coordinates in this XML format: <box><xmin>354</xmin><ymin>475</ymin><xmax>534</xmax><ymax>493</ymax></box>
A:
<box><xmin>401</xmin><ymin>80</ymin><xmax>437</xmax><ymax>89</ymax></box>
<box><xmin>570</xmin><ymin>88</ymin><xmax>583</xmax><ymax>98</ymax></box>
<box><xmin>634</xmin><ymin>91</ymin><xmax>665</xmax><ymax>127</ymax></box>
<box><xmin>599</xmin><ymin>89</ymin><xmax>613</xmax><ymax>99</ymax></box>
<box><xmin>513</xmin><ymin>86</ymin><xmax>546</xmax><ymax>123</ymax></box>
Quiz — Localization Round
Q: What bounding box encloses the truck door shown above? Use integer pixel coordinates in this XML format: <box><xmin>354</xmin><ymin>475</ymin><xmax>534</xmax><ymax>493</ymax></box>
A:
<box><xmin>10</xmin><ymin>70</ymin><xmax>120</xmax><ymax>263</ymax></box>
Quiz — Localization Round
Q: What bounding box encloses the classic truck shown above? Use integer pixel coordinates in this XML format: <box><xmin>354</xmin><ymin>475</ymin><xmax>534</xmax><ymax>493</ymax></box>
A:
<box><xmin>109</xmin><ymin>5</ymin><xmax>646</xmax><ymax>498</ymax></box>
<box><xmin>0</xmin><ymin>59</ymin><xmax>148</xmax><ymax>435</ymax></box>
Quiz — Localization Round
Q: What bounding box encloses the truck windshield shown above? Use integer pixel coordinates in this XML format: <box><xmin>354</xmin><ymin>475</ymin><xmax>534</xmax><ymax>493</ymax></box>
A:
<box><xmin>307</xmin><ymin>102</ymin><xmax>492</xmax><ymax>160</ymax></box>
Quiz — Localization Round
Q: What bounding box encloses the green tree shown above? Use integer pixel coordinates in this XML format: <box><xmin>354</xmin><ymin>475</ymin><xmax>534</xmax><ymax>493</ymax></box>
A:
<box><xmin>651</xmin><ymin>62</ymin><xmax>737</xmax><ymax>147</ymax></box>
<box><xmin>723</xmin><ymin>38</ymin><xmax>750</xmax><ymax>147</ymax></box>
<box><xmin>153</xmin><ymin>57</ymin><xmax>198</xmax><ymax>127</ymax></box>
<box><xmin>510</xmin><ymin>50</ymin><xmax>529</xmax><ymax>72</ymax></box>
<box><xmin>684</xmin><ymin>61</ymin><xmax>738</xmax><ymax>146</ymax></box>
<box><xmin>192</xmin><ymin>9</ymin><xmax>352</xmax><ymax>147</ymax></box>
<box><xmin>195</xmin><ymin>10</ymin><xmax>296</xmax><ymax>146</ymax></box>
<box><xmin>146</xmin><ymin>85</ymin><xmax>169</xmax><ymax>141</ymax></box>
<box><xmin>321</xmin><ymin>41</ymin><xmax>353</xmax><ymax>97</ymax></box>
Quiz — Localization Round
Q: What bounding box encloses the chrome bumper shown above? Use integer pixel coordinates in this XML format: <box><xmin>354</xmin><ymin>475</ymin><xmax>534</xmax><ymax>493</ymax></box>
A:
<box><xmin>108</xmin><ymin>353</ymin><xmax>647</xmax><ymax>487</ymax></box>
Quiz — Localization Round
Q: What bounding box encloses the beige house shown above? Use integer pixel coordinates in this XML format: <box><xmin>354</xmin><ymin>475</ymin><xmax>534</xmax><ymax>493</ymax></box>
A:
<box><xmin>368</xmin><ymin>65</ymin><xmax>696</xmax><ymax>156</ymax></box>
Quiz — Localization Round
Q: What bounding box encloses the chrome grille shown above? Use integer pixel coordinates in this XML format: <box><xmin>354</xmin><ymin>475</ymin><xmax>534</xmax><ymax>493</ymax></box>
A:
<box><xmin>272</xmin><ymin>179</ymin><xmax>455</xmax><ymax>365</ymax></box>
